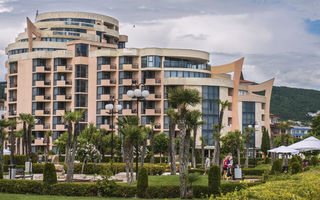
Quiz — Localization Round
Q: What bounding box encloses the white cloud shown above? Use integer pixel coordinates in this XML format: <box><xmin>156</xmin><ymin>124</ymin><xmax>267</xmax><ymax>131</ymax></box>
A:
<box><xmin>0</xmin><ymin>0</ymin><xmax>13</xmax><ymax>13</ymax></box>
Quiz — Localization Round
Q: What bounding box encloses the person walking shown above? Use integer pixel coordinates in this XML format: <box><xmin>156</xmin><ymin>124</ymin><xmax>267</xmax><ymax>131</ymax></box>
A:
<box><xmin>227</xmin><ymin>155</ymin><xmax>233</xmax><ymax>180</ymax></box>
<box><xmin>204</xmin><ymin>156</ymin><xmax>210</xmax><ymax>175</ymax></box>
<box><xmin>222</xmin><ymin>155</ymin><xmax>229</xmax><ymax>180</ymax></box>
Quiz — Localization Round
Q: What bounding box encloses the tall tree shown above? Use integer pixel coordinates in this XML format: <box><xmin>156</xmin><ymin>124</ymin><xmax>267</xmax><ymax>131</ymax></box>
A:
<box><xmin>154</xmin><ymin>132</ymin><xmax>169</xmax><ymax>163</ymax></box>
<box><xmin>66</xmin><ymin>110</ymin><xmax>85</xmax><ymax>182</ymax></box>
<box><xmin>140</xmin><ymin>126</ymin><xmax>151</xmax><ymax>167</ymax></box>
<box><xmin>261</xmin><ymin>127</ymin><xmax>270</xmax><ymax>156</ymax></box>
<box><xmin>221</xmin><ymin>130</ymin><xmax>242</xmax><ymax>166</ymax></box>
<box><xmin>44</xmin><ymin>130</ymin><xmax>52</xmax><ymax>162</ymax></box>
<box><xmin>19</xmin><ymin>113</ymin><xmax>29</xmax><ymax>155</ymax></box>
<box><xmin>15</xmin><ymin>129</ymin><xmax>23</xmax><ymax>155</ymax></box>
<box><xmin>26</xmin><ymin>115</ymin><xmax>36</xmax><ymax>162</ymax></box>
<box><xmin>213</xmin><ymin>100</ymin><xmax>230</xmax><ymax>166</ymax></box>
<box><xmin>8</xmin><ymin>119</ymin><xmax>18</xmax><ymax>166</ymax></box>
<box><xmin>279</xmin><ymin>122</ymin><xmax>290</xmax><ymax>146</ymax></box>
<box><xmin>117</xmin><ymin>116</ymin><xmax>141</xmax><ymax>185</ymax></box>
<box><xmin>310</xmin><ymin>115</ymin><xmax>320</xmax><ymax>138</ymax></box>
<box><xmin>200</xmin><ymin>136</ymin><xmax>206</xmax><ymax>167</ymax></box>
<box><xmin>186</xmin><ymin>110</ymin><xmax>204</xmax><ymax>168</ymax></box>
<box><xmin>167</xmin><ymin>108</ymin><xmax>178</xmax><ymax>175</ymax></box>
<box><xmin>168</xmin><ymin>87</ymin><xmax>201</xmax><ymax>199</ymax></box>
<box><xmin>244</xmin><ymin>127</ymin><xmax>255</xmax><ymax>168</ymax></box>
<box><xmin>63</xmin><ymin>112</ymin><xmax>74</xmax><ymax>166</ymax></box>
<box><xmin>0</xmin><ymin>119</ymin><xmax>8</xmax><ymax>174</ymax></box>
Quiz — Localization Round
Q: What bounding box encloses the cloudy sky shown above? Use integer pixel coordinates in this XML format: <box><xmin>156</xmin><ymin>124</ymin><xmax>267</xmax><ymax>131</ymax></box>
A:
<box><xmin>0</xmin><ymin>0</ymin><xmax>319</xmax><ymax>90</ymax></box>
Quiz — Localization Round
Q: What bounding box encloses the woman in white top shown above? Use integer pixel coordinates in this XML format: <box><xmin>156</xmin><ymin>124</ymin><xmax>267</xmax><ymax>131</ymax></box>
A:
<box><xmin>204</xmin><ymin>157</ymin><xmax>210</xmax><ymax>175</ymax></box>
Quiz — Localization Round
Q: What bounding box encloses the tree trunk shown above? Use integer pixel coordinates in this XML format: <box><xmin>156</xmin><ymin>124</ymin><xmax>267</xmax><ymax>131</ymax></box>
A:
<box><xmin>22</xmin><ymin>122</ymin><xmax>26</xmax><ymax>155</ymax></box>
<box><xmin>10</xmin><ymin>129</ymin><xmax>15</xmax><ymax>165</ymax></box>
<box><xmin>178</xmin><ymin>122</ymin><xmax>188</xmax><ymax>199</ymax></box>
<box><xmin>245</xmin><ymin>144</ymin><xmax>249</xmax><ymax>168</ymax></box>
<box><xmin>27</xmin><ymin>125</ymin><xmax>32</xmax><ymax>161</ymax></box>
<box><xmin>237</xmin><ymin>143</ymin><xmax>241</xmax><ymax>166</ymax></box>
<box><xmin>140</xmin><ymin>137</ymin><xmax>147</xmax><ymax>168</ymax></box>
<box><xmin>192</xmin><ymin>128</ymin><xmax>197</xmax><ymax>168</ymax></box>
<box><xmin>67</xmin><ymin>122</ymin><xmax>79</xmax><ymax>182</ymax></box>
<box><xmin>214</xmin><ymin>136</ymin><xmax>220</xmax><ymax>166</ymax></box>
<box><xmin>81</xmin><ymin>158</ymin><xmax>86</xmax><ymax>174</ymax></box>
<box><xmin>65</xmin><ymin>122</ymin><xmax>72</xmax><ymax>164</ymax></box>
<box><xmin>150</xmin><ymin>129</ymin><xmax>155</xmax><ymax>175</ymax></box>
<box><xmin>129</xmin><ymin>146</ymin><xmax>134</xmax><ymax>185</ymax></box>
<box><xmin>16</xmin><ymin>138</ymin><xmax>20</xmax><ymax>155</ymax></box>
<box><xmin>0</xmin><ymin>131</ymin><xmax>4</xmax><ymax>173</ymax></box>
<box><xmin>46</xmin><ymin>136</ymin><xmax>50</xmax><ymax>163</ymax></box>
<box><xmin>160</xmin><ymin>153</ymin><xmax>162</xmax><ymax>163</ymax></box>
<box><xmin>169</xmin><ymin>117</ymin><xmax>176</xmax><ymax>175</ymax></box>
<box><xmin>201</xmin><ymin>140</ymin><xmax>204</xmax><ymax>167</ymax></box>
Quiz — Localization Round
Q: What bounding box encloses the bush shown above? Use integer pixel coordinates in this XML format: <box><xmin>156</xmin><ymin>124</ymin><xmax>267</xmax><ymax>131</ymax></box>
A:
<box><xmin>0</xmin><ymin>165</ymin><xmax>3</xmax><ymax>179</ymax></box>
<box><xmin>49</xmin><ymin>182</ymin><xmax>96</xmax><ymax>196</ymax></box>
<box><xmin>3</xmin><ymin>155</ymin><xmax>26</xmax><ymax>165</ymax></box>
<box><xmin>242</xmin><ymin>168</ymin><xmax>265</xmax><ymax>176</ymax></box>
<box><xmin>208</xmin><ymin>166</ymin><xmax>221</xmax><ymax>196</ymax></box>
<box><xmin>33</xmin><ymin>163</ymin><xmax>45</xmax><ymax>173</ymax></box>
<box><xmin>96</xmin><ymin>179</ymin><xmax>117</xmax><ymax>197</ymax></box>
<box><xmin>290</xmin><ymin>156</ymin><xmax>302</xmax><ymax>165</ymax></box>
<box><xmin>0</xmin><ymin>179</ymin><xmax>43</xmax><ymax>194</ymax></box>
<box><xmin>310</xmin><ymin>156</ymin><xmax>319</xmax><ymax>166</ymax></box>
<box><xmin>271</xmin><ymin>159</ymin><xmax>282</xmax><ymax>174</ymax></box>
<box><xmin>43</xmin><ymin>163</ymin><xmax>57</xmax><ymax>185</ymax></box>
<box><xmin>291</xmin><ymin>162</ymin><xmax>302</xmax><ymax>174</ymax></box>
<box><xmin>264</xmin><ymin>157</ymin><xmax>270</xmax><ymax>164</ymax></box>
<box><xmin>137</xmin><ymin>167</ymin><xmax>148</xmax><ymax>198</ymax></box>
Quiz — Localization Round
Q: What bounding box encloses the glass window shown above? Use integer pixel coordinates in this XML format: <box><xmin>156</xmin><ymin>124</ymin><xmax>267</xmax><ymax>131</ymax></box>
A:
<box><xmin>75</xmin><ymin>65</ymin><xmax>88</xmax><ymax>78</ymax></box>
<box><xmin>75</xmin><ymin>44</ymin><xmax>88</xmax><ymax>57</ymax></box>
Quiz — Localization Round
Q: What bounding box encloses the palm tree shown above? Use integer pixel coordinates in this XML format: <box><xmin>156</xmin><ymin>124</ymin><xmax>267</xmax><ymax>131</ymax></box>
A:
<box><xmin>0</xmin><ymin>119</ymin><xmax>9</xmax><ymax>174</ymax></box>
<box><xmin>26</xmin><ymin>115</ymin><xmax>36</xmax><ymax>162</ymax></box>
<box><xmin>167</xmin><ymin>108</ymin><xmax>178</xmax><ymax>175</ymax></box>
<box><xmin>233</xmin><ymin>130</ymin><xmax>242</xmax><ymax>167</ymax></box>
<box><xmin>140</xmin><ymin>126</ymin><xmax>151</xmax><ymax>168</ymax></box>
<box><xmin>8</xmin><ymin>119</ymin><xmax>18</xmax><ymax>166</ymax></box>
<box><xmin>44</xmin><ymin>130</ymin><xmax>52</xmax><ymax>162</ymax></box>
<box><xmin>200</xmin><ymin>136</ymin><xmax>206</xmax><ymax>167</ymax></box>
<box><xmin>19</xmin><ymin>113</ymin><xmax>29</xmax><ymax>155</ymax></box>
<box><xmin>244</xmin><ymin>127</ymin><xmax>255</xmax><ymax>168</ymax></box>
<box><xmin>63</xmin><ymin>111</ymin><xmax>74</xmax><ymax>165</ymax></box>
<box><xmin>279</xmin><ymin>122</ymin><xmax>290</xmax><ymax>146</ymax></box>
<box><xmin>149</xmin><ymin>122</ymin><xmax>155</xmax><ymax>171</ymax></box>
<box><xmin>168</xmin><ymin>87</ymin><xmax>201</xmax><ymax>199</ymax></box>
<box><xmin>186</xmin><ymin>110</ymin><xmax>204</xmax><ymax>168</ymax></box>
<box><xmin>66</xmin><ymin>110</ymin><xmax>85</xmax><ymax>182</ymax></box>
<box><xmin>15</xmin><ymin>129</ymin><xmax>23</xmax><ymax>155</ymax></box>
<box><xmin>117</xmin><ymin>116</ymin><xmax>140</xmax><ymax>185</ymax></box>
<box><xmin>213</xmin><ymin>99</ymin><xmax>230</xmax><ymax>166</ymax></box>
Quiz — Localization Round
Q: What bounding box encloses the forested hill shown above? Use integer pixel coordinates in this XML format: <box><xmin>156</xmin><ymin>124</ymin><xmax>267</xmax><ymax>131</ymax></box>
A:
<box><xmin>270</xmin><ymin>86</ymin><xmax>320</xmax><ymax>122</ymax></box>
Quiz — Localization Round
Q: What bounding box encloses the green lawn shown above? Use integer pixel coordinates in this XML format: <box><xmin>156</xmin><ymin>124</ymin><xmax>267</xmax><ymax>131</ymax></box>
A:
<box><xmin>0</xmin><ymin>193</ymin><xmax>183</xmax><ymax>200</ymax></box>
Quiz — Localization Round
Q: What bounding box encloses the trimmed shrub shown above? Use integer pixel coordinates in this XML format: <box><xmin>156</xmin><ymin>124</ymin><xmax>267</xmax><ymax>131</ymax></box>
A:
<box><xmin>310</xmin><ymin>156</ymin><xmax>319</xmax><ymax>166</ymax></box>
<box><xmin>96</xmin><ymin>179</ymin><xmax>117</xmax><ymax>197</ymax></box>
<box><xmin>291</xmin><ymin>162</ymin><xmax>302</xmax><ymax>174</ymax></box>
<box><xmin>208</xmin><ymin>165</ymin><xmax>221</xmax><ymax>196</ymax></box>
<box><xmin>43</xmin><ymin>163</ymin><xmax>57</xmax><ymax>185</ymax></box>
<box><xmin>271</xmin><ymin>159</ymin><xmax>282</xmax><ymax>174</ymax></box>
<box><xmin>33</xmin><ymin>163</ymin><xmax>45</xmax><ymax>173</ymax></box>
<box><xmin>3</xmin><ymin>155</ymin><xmax>26</xmax><ymax>165</ymax></box>
<box><xmin>0</xmin><ymin>179</ymin><xmax>43</xmax><ymax>194</ymax></box>
<box><xmin>137</xmin><ymin>167</ymin><xmax>148</xmax><ymax>198</ymax></box>
<box><xmin>49</xmin><ymin>182</ymin><xmax>96</xmax><ymax>196</ymax></box>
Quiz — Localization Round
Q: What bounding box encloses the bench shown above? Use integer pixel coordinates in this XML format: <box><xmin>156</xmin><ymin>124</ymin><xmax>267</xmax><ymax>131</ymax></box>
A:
<box><xmin>15</xmin><ymin>168</ymin><xmax>33</xmax><ymax>180</ymax></box>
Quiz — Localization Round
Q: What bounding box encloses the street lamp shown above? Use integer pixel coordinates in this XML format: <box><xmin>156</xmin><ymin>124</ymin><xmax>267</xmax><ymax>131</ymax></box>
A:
<box><xmin>105</xmin><ymin>98</ymin><xmax>122</xmax><ymax>161</ymax></box>
<box><xmin>126</xmin><ymin>83</ymin><xmax>149</xmax><ymax>176</ymax></box>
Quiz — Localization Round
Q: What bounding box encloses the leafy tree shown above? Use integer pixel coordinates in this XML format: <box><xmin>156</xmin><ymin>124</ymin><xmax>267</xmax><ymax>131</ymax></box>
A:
<box><xmin>77</xmin><ymin>142</ymin><xmax>102</xmax><ymax>174</ymax></box>
<box><xmin>221</xmin><ymin>130</ymin><xmax>242</xmax><ymax>166</ymax></box>
<box><xmin>213</xmin><ymin>100</ymin><xmax>230</xmax><ymax>166</ymax></box>
<box><xmin>0</xmin><ymin>119</ymin><xmax>8</xmax><ymax>174</ymax></box>
<box><xmin>261</xmin><ymin>127</ymin><xmax>270</xmax><ymax>155</ymax></box>
<box><xmin>154</xmin><ymin>132</ymin><xmax>169</xmax><ymax>163</ymax></box>
<box><xmin>168</xmin><ymin>87</ymin><xmax>201</xmax><ymax>199</ymax></box>
<box><xmin>244</xmin><ymin>127</ymin><xmax>255</xmax><ymax>168</ymax></box>
<box><xmin>104</xmin><ymin>134</ymin><xmax>121</xmax><ymax>161</ymax></box>
<box><xmin>54</xmin><ymin>132</ymin><xmax>68</xmax><ymax>155</ymax></box>
<box><xmin>274</xmin><ymin>135</ymin><xmax>295</xmax><ymax>147</ymax></box>
<box><xmin>310</xmin><ymin>115</ymin><xmax>320</xmax><ymax>138</ymax></box>
<box><xmin>19</xmin><ymin>113</ymin><xmax>30</xmax><ymax>155</ymax></box>
<box><xmin>279</xmin><ymin>122</ymin><xmax>290</xmax><ymax>146</ymax></box>
<box><xmin>15</xmin><ymin>129</ymin><xmax>23</xmax><ymax>155</ymax></box>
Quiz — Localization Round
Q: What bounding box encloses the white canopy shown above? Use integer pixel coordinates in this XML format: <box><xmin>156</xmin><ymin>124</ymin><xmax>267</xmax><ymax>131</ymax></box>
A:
<box><xmin>268</xmin><ymin>146</ymin><xmax>299</xmax><ymax>154</ymax></box>
<box><xmin>3</xmin><ymin>148</ymin><xmax>10</xmax><ymax>155</ymax></box>
<box><xmin>288</xmin><ymin>136</ymin><xmax>320</xmax><ymax>152</ymax></box>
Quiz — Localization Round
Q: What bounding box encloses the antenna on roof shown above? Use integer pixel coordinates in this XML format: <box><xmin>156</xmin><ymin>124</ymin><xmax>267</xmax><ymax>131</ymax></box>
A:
<box><xmin>35</xmin><ymin>10</ymin><xmax>39</xmax><ymax>19</ymax></box>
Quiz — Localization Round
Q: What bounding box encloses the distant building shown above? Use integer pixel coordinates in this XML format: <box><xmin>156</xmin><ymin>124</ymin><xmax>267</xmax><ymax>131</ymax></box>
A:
<box><xmin>270</xmin><ymin>114</ymin><xmax>280</xmax><ymax>137</ymax></box>
<box><xmin>290</xmin><ymin>126</ymin><xmax>311</xmax><ymax>139</ymax></box>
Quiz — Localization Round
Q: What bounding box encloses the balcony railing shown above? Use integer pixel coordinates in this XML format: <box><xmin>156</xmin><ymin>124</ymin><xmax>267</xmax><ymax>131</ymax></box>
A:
<box><xmin>9</xmin><ymin>83</ymin><xmax>17</xmax><ymax>88</ymax></box>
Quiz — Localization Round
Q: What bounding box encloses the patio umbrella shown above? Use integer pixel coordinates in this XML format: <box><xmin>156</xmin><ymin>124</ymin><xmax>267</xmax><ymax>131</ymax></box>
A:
<box><xmin>268</xmin><ymin>146</ymin><xmax>299</xmax><ymax>154</ymax></box>
<box><xmin>288</xmin><ymin>136</ymin><xmax>320</xmax><ymax>152</ymax></box>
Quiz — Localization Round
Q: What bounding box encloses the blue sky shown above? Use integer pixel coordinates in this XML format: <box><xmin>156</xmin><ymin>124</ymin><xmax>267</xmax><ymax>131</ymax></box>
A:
<box><xmin>0</xmin><ymin>0</ymin><xmax>319</xmax><ymax>90</ymax></box>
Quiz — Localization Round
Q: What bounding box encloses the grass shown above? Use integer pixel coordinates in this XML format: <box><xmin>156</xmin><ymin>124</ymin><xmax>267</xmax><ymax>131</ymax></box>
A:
<box><xmin>0</xmin><ymin>193</ymin><xmax>184</xmax><ymax>200</ymax></box>
<box><xmin>254</xmin><ymin>164</ymin><xmax>271</xmax><ymax>170</ymax></box>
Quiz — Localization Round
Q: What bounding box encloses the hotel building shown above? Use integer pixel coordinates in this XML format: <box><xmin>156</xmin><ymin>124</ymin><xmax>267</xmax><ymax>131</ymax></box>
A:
<box><xmin>5</xmin><ymin>12</ymin><xmax>274</xmax><ymax>153</ymax></box>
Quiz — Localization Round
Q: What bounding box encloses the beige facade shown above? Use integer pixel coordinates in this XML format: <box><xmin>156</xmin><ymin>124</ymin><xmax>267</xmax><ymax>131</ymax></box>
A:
<box><xmin>5</xmin><ymin>12</ymin><xmax>274</xmax><ymax>153</ymax></box>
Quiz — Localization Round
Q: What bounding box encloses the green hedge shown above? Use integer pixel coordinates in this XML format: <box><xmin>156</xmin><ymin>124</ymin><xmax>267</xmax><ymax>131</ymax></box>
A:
<box><xmin>0</xmin><ymin>179</ymin><xmax>261</xmax><ymax>198</ymax></box>
<box><xmin>242</xmin><ymin>168</ymin><xmax>266</xmax><ymax>176</ymax></box>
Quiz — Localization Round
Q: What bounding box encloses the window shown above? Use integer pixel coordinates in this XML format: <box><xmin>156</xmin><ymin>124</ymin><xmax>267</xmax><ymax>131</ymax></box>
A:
<box><xmin>242</xmin><ymin>102</ymin><xmax>256</xmax><ymax>148</ymax></box>
<box><xmin>75</xmin><ymin>94</ymin><xmax>88</xmax><ymax>107</ymax></box>
<box><xmin>75</xmin><ymin>43</ymin><xmax>88</xmax><ymax>57</ymax></box>
<box><xmin>164</xmin><ymin>57</ymin><xmax>209</xmax><ymax>70</ymax></box>
<box><xmin>141</xmin><ymin>56</ymin><xmax>161</xmax><ymax>68</ymax></box>
<box><xmin>75</xmin><ymin>79</ymin><xmax>88</xmax><ymax>92</ymax></box>
<box><xmin>75</xmin><ymin>65</ymin><xmax>88</xmax><ymax>78</ymax></box>
<box><xmin>118</xmin><ymin>42</ymin><xmax>125</xmax><ymax>49</ymax></box>
<box><xmin>54</xmin><ymin>58</ymin><xmax>67</xmax><ymax>70</ymax></box>
<box><xmin>164</xmin><ymin>70</ymin><xmax>210</xmax><ymax>78</ymax></box>
<box><xmin>97</xmin><ymin>57</ymin><xmax>111</xmax><ymax>69</ymax></box>
<box><xmin>119</xmin><ymin>56</ymin><xmax>133</xmax><ymax>69</ymax></box>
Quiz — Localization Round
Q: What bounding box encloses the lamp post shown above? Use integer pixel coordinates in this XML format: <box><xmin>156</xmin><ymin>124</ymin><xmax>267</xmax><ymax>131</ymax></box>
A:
<box><xmin>105</xmin><ymin>97</ymin><xmax>122</xmax><ymax>161</ymax></box>
<box><xmin>248</xmin><ymin>124</ymin><xmax>259</xmax><ymax>167</ymax></box>
<box><xmin>126</xmin><ymin>83</ymin><xmax>149</xmax><ymax>176</ymax></box>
